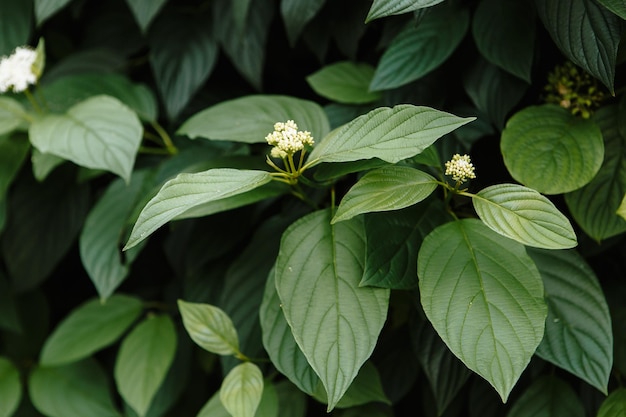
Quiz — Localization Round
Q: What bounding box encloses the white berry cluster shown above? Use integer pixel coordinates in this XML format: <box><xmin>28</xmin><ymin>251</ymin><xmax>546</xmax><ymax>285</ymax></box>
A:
<box><xmin>0</xmin><ymin>46</ymin><xmax>38</xmax><ymax>93</ymax></box>
<box><xmin>266</xmin><ymin>120</ymin><xmax>314</xmax><ymax>159</ymax></box>
<box><xmin>445</xmin><ymin>154</ymin><xmax>476</xmax><ymax>183</ymax></box>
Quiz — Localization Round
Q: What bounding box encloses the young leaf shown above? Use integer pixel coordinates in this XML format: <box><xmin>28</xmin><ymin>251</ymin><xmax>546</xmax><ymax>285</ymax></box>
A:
<box><xmin>281</xmin><ymin>0</ymin><xmax>326</xmax><ymax>46</ymax></box>
<box><xmin>34</xmin><ymin>0</ymin><xmax>72</xmax><ymax>25</ymax></box>
<box><xmin>332</xmin><ymin>166</ymin><xmax>438</xmax><ymax>223</ymax></box>
<box><xmin>506</xmin><ymin>375</ymin><xmax>584</xmax><ymax>417</ymax></box>
<box><xmin>125</xmin><ymin>0</ymin><xmax>166</xmax><ymax>32</ymax></box>
<box><xmin>274</xmin><ymin>210</ymin><xmax>390</xmax><ymax>410</ymax></box>
<box><xmin>40</xmin><ymin>295</ymin><xmax>144</xmax><ymax>366</ymax></box>
<box><xmin>308</xmin><ymin>105</ymin><xmax>474</xmax><ymax>166</ymax></box>
<box><xmin>535</xmin><ymin>0</ymin><xmax>621</xmax><ymax>92</ymax></box>
<box><xmin>124</xmin><ymin>169</ymin><xmax>272</xmax><ymax>250</ymax></box>
<box><xmin>528</xmin><ymin>248</ymin><xmax>613</xmax><ymax>394</ymax></box>
<box><xmin>596</xmin><ymin>0</ymin><xmax>626</xmax><ymax>19</ymax></box>
<box><xmin>501</xmin><ymin>105</ymin><xmax>604</xmax><ymax>194</ymax></box>
<box><xmin>366</xmin><ymin>0</ymin><xmax>445</xmax><ymax>22</ymax></box>
<box><xmin>115</xmin><ymin>315</ymin><xmax>177</xmax><ymax>417</ymax></box>
<box><xmin>418</xmin><ymin>219</ymin><xmax>547</xmax><ymax>401</ymax></box>
<box><xmin>178</xmin><ymin>300</ymin><xmax>240</xmax><ymax>356</ymax></box>
<box><xmin>472</xmin><ymin>183</ymin><xmax>577</xmax><ymax>249</ymax></box>
<box><xmin>219</xmin><ymin>362</ymin><xmax>264</xmax><ymax>417</ymax></box>
<box><xmin>306</xmin><ymin>61</ymin><xmax>381</xmax><ymax>104</ymax></box>
<box><xmin>597</xmin><ymin>388</ymin><xmax>626</xmax><ymax>417</ymax></box>
<box><xmin>0</xmin><ymin>0</ymin><xmax>32</xmax><ymax>56</ymax></box>
<box><xmin>29</xmin><ymin>95</ymin><xmax>143</xmax><ymax>183</ymax></box>
<box><xmin>177</xmin><ymin>95</ymin><xmax>329</xmax><ymax>145</ymax></box>
<box><xmin>0</xmin><ymin>357</ymin><xmax>21</xmax><ymax>417</ymax></box>
<box><xmin>0</xmin><ymin>98</ymin><xmax>28</xmax><ymax>136</ymax></box>
<box><xmin>197</xmin><ymin>381</ymin><xmax>277</xmax><ymax>417</ymax></box>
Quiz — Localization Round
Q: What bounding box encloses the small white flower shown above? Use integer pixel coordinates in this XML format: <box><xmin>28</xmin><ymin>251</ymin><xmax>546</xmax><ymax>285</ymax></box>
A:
<box><xmin>445</xmin><ymin>154</ymin><xmax>476</xmax><ymax>183</ymax></box>
<box><xmin>266</xmin><ymin>120</ymin><xmax>314</xmax><ymax>157</ymax></box>
<box><xmin>0</xmin><ymin>46</ymin><xmax>38</xmax><ymax>93</ymax></box>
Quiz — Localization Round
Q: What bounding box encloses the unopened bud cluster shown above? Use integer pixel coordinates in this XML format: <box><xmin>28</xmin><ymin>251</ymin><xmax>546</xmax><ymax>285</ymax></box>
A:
<box><xmin>445</xmin><ymin>154</ymin><xmax>476</xmax><ymax>183</ymax></box>
<box><xmin>544</xmin><ymin>61</ymin><xmax>606</xmax><ymax>119</ymax></box>
<box><xmin>266</xmin><ymin>120</ymin><xmax>314</xmax><ymax>159</ymax></box>
<box><xmin>0</xmin><ymin>46</ymin><xmax>38</xmax><ymax>93</ymax></box>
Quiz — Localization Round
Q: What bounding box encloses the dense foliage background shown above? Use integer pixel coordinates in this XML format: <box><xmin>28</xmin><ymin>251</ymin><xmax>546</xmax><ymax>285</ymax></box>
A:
<box><xmin>1</xmin><ymin>0</ymin><xmax>626</xmax><ymax>416</ymax></box>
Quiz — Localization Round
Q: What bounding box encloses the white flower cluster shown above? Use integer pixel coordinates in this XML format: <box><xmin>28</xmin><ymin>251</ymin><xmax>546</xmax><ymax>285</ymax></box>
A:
<box><xmin>0</xmin><ymin>46</ymin><xmax>38</xmax><ymax>93</ymax></box>
<box><xmin>266</xmin><ymin>120</ymin><xmax>314</xmax><ymax>159</ymax></box>
<box><xmin>445</xmin><ymin>154</ymin><xmax>476</xmax><ymax>182</ymax></box>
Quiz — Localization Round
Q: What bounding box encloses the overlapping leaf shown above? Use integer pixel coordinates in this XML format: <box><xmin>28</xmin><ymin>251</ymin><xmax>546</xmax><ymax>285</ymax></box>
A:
<box><xmin>219</xmin><ymin>362</ymin><xmax>264</xmax><ymax>417</ymax></box>
<box><xmin>0</xmin><ymin>357</ymin><xmax>21</xmax><ymax>417</ymax></box>
<box><xmin>178</xmin><ymin>300</ymin><xmax>240</xmax><ymax>356</ymax></box>
<box><xmin>0</xmin><ymin>98</ymin><xmax>28</xmax><ymax>135</ymax></box>
<box><xmin>281</xmin><ymin>0</ymin><xmax>326</xmax><ymax>46</ymax></box>
<box><xmin>307</xmin><ymin>62</ymin><xmax>381</xmax><ymax>104</ymax></box>
<box><xmin>597</xmin><ymin>0</ymin><xmax>626</xmax><ymax>19</ymax></box>
<box><xmin>506</xmin><ymin>375</ymin><xmax>584</xmax><ymax>417</ymax></box>
<box><xmin>597</xmin><ymin>388</ymin><xmax>626</xmax><ymax>417</ymax></box>
<box><xmin>125</xmin><ymin>0</ymin><xmax>167</xmax><ymax>32</ymax></box>
<box><xmin>366</xmin><ymin>0</ymin><xmax>445</xmax><ymax>22</ymax></box>
<box><xmin>34</xmin><ymin>0</ymin><xmax>71</xmax><ymax>25</ymax></box>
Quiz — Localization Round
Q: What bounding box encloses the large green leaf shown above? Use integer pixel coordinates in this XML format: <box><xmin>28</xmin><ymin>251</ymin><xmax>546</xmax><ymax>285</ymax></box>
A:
<box><xmin>219</xmin><ymin>362</ymin><xmax>264</xmax><ymax>417</ymax></box>
<box><xmin>125</xmin><ymin>0</ymin><xmax>166</xmax><ymax>32</ymax></box>
<box><xmin>597</xmin><ymin>388</ymin><xmax>626</xmax><ymax>417</ymax></box>
<box><xmin>506</xmin><ymin>375</ymin><xmax>584</xmax><ymax>417</ymax></box>
<box><xmin>472</xmin><ymin>0</ymin><xmax>536</xmax><ymax>82</ymax></box>
<box><xmin>178</xmin><ymin>95</ymin><xmax>330</xmax><ymax>145</ymax></box>
<box><xmin>366</xmin><ymin>0</ymin><xmax>445</xmax><ymax>22</ymax></box>
<box><xmin>0</xmin><ymin>0</ymin><xmax>32</xmax><ymax>56</ymax></box>
<box><xmin>115</xmin><ymin>315</ymin><xmax>177</xmax><ymax>417</ymax></box>
<box><xmin>501</xmin><ymin>105</ymin><xmax>604</xmax><ymax>194</ymax></box>
<box><xmin>332</xmin><ymin>166</ymin><xmax>437</xmax><ymax>223</ymax></box>
<box><xmin>178</xmin><ymin>300</ymin><xmax>240</xmax><ymax>356</ymax></box>
<box><xmin>124</xmin><ymin>169</ymin><xmax>272</xmax><ymax>250</ymax></box>
<box><xmin>418</xmin><ymin>219</ymin><xmax>547</xmax><ymax>401</ymax></box>
<box><xmin>29</xmin><ymin>95</ymin><xmax>142</xmax><ymax>182</ymax></box>
<box><xmin>472</xmin><ymin>183</ymin><xmax>577</xmax><ymax>249</ymax></box>
<box><xmin>281</xmin><ymin>0</ymin><xmax>326</xmax><ymax>46</ymax></box>
<box><xmin>29</xmin><ymin>359</ymin><xmax>121</xmax><ymax>417</ymax></box>
<box><xmin>306</xmin><ymin>62</ymin><xmax>381</xmax><ymax>104</ymax></box>
<box><xmin>40</xmin><ymin>295</ymin><xmax>144</xmax><ymax>366</ymax></box>
<box><xmin>565</xmin><ymin>104</ymin><xmax>626</xmax><ymax>240</ymax></box>
<box><xmin>274</xmin><ymin>210</ymin><xmax>390</xmax><ymax>410</ymax></box>
<box><xmin>34</xmin><ymin>0</ymin><xmax>71</xmax><ymax>25</ymax></box>
<box><xmin>597</xmin><ymin>0</ymin><xmax>626</xmax><ymax>19</ymax></box>
<box><xmin>370</xmin><ymin>5</ymin><xmax>469</xmax><ymax>90</ymax></box>
<box><xmin>528</xmin><ymin>248</ymin><xmax>613</xmax><ymax>394</ymax></box>
<box><xmin>308</xmin><ymin>105</ymin><xmax>474</xmax><ymax>166</ymax></box>
<box><xmin>0</xmin><ymin>357</ymin><xmax>21</xmax><ymax>417</ymax></box>
<box><xmin>535</xmin><ymin>0</ymin><xmax>622</xmax><ymax>92</ymax></box>
<box><xmin>0</xmin><ymin>98</ymin><xmax>28</xmax><ymax>136</ymax></box>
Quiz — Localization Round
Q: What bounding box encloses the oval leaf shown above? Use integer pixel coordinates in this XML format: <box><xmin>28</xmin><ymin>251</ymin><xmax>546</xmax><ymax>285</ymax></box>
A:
<box><xmin>366</xmin><ymin>0</ymin><xmax>445</xmax><ymax>22</ymax></box>
<box><xmin>501</xmin><ymin>105</ymin><xmax>604</xmax><ymax>194</ymax></box>
<box><xmin>219</xmin><ymin>362</ymin><xmax>264</xmax><ymax>417</ymax></box>
<box><xmin>29</xmin><ymin>95</ymin><xmax>143</xmax><ymax>183</ymax></box>
<box><xmin>597</xmin><ymin>388</ymin><xmax>626</xmax><ymax>417</ymax></box>
<box><xmin>308</xmin><ymin>105</ymin><xmax>474</xmax><ymax>166</ymax></box>
<box><xmin>472</xmin><ymin>183</ymin><xmax>577</xmax><ymax>249</ymax></box>
<box><xmin>418</xmin><ymin>219</ymin><xmax>547</xmax><ymax>401</ymax></box>
<box><xmin>0</xmin><ymin>357</ymin><xmax>21</xmax><ymax>417</ymax></box>
<box><xmin>306</xmin><ymin>61</ymin><xmax>381</xmax><ymax>104</ymax></box>
<box><xmin>528</xmin><ymin>248</ymin><xmax>613</xmax><ymax>394</ymax></box>
<box><xmin>124</xmin><ymin>169</ymin><xmax>272</xmax><ymax>250</ymax></box>
<box><xmin>178</xmin><ymin>300</ymin><xmax>240</xmax><ymax>356</ymax></box>
<box><xmin>275</xmin><ymin>210</ymin><xmax>390</xmax><ymax>410</ymax></box>
<box><xmin>332</xmin><ymin>166</ymin><xmax>438</xmax><ymax>223</ymax></box>
<box><xmin>506</xmin><ymin>375</ymin><xmax>584</xmax><ymax>417</ymax></box>
<box><xmin>40</xmin><ymin>295</ymin><xmax>144</xmax><ymax>366</ymax></box>
<box><xmin>115</xmin><ymin>315</ymin><xmax>177</xmax><ymax>417</ymax></box>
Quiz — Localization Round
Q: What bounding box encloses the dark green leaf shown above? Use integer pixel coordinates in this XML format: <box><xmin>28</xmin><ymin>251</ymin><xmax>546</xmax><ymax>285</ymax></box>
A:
<box><xmin>313</xmin><ymin>362</ymin><xmax>390</xmax><ymax>408</ymax></box>
<box><xmin>366</xmin><ymin>0</ymin><xmax>444</xmax><ymax>22</ymax></box>
<box><xmin>313</xmin><ymin>159</ymin><xmax>388</xmax><ymax>182</ymax></box>
<box><xmin>0</xmin><ymin>133</ymin><xmax>30</xmax><ymax>200</ymax></box>
<box><xmin>597</xmin><ymin>388</ymin><xmax>626</xmax><ymax>417</ymax></box>
<box><xmin>597</xmin><ymin>0</ymin><xmax>626</xmax><ymax>19</ymax></box>
<box><xmin>42</xmin><ymin>49</ymin><xmax>126</xmax><ymax>83</ymax></box>
<box><xmin>0</xmin><ymin>0</ymin><xmax>32</xmax><ymax>56</ymax></box>
<box><xmin>34</xmin><ymin>0</ymin><xmax>71</xmax><ymax>25</ymax></box>
<box><xmin>307</xmin><ymin>61</ymin><xmax>381</xmax><ymax>104</ymax></box>
<box><xmin>0</xmin><ymin>273</ymin><xmax>20</xmax><ymax>332</ymax></box>
<box><xmin>275</xmin><ymin>381</ymin><xmax>307</xmax><ymax>417</ymax></box>
<box><xmin>125</xmin><ymin>0</ymin><xmax>166</xmax><ymax>32</ymax></box>
<box><xmin>506</xmin><ymin>375</ymin><xmax>584</xmax><ymax>417</ymax></box>
<box><xmin>0</xmin><ymin>356</ymin><xmax>21</xmax><ymax>417</ymax></box>
<box><xmin>281</xmin><ymin>0</ymin><xmax>326</xmax><ymax>46</ymax></box>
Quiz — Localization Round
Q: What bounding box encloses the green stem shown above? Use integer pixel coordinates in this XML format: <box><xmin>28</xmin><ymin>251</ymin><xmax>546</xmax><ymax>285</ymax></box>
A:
<box><xmin>150</xmin><ymin>120</ymin><xmax>178</xmax><ymax>155</ymax></box>
<box><xmin>23</xmin><ymin>88</ymin><xmax>42</xmax><ymax>114</ymax></box>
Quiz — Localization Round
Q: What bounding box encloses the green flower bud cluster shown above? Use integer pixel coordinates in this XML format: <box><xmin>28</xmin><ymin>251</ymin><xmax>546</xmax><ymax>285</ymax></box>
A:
<box><xmin>544</xmin><ymin>61</ymin><xmax>606</xmax><ymax>119</ymax></box>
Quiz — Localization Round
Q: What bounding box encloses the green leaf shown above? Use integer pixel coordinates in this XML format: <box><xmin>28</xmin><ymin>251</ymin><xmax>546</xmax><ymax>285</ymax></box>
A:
<box><xmin>281</xmin><ymin>0</ymin><xmax>326</xmax><ymax>46</ymax></box>
<box><xmin>197</xmin><ymin>382</ymin><xmax>278</xmax><ymax>417</ymax></box>
<box><xmin>618</xmin><ymin>193</ymin><xmax>626</xmax><ymax>221</ymax></box>
<box><xmin>313</xmin><ymin>159</ymin><xmax>388</xmax><ymax>182</ymax></box>
<box><xmin>275</xmin><ymin>381</ymin><xmax>307</xmax><ymax>417</ymax></box>
<box><xmin>535</xmin><ymin>0</ymin><xmax>622</xmax><ymax>92</ymax></box>
<box><xmin>219</xmin><ymin>362</ymin><xmax>264</xmax><ymax>417</ymax></box>
<box><xmin>597</xmin><ymin>388</ymin><xmax>626</xmax><ymax>417</ymax></box>
<box><xmin>418</xmin><ymin>219</ymin><xmax>547</xmax><ymax>401</ymax></box>
<box><xmin>528</xmin><ymin>248</ymin><xmax>613</xmax><ymax>394</ymax></box>
<box><xmin>332</xmin><ymin>166</ymin><xmax>437</xmax><ymax>223</ymax></box>
<box><xmin>366</xmin><ymin>0</ymin><xmax>445</xmax><ymax>23</ymax></box>
<box><xmin>232</xmin><ymin>0</ymin><xmax>253</xmax><ymax>33</ymax></box>
<box><xmin>0</xmin><ymin>357</ymin><xmax>21</xmax><ymax>417</ymax></box>
<box><xmin>0</xmin><ymin>98</ymin><xmax>28</xmax><ymax>136</ymax></box>
<box><xmin>149</xmin><ymin>12</ymin><xmax>218</xmax><ymax>120</ymax></box>
<box><xmin>30</xmin><ymin>149</ymin><xmax>65</xmax><ymax>181</ymax></box>
<box><xmin>565</xmin><ymin>104</ymin><xmax>626</xmax><ymax>240</ymax></box>
<box><xmin>472</xmin><ymin>184</ymin><xmax>577</xmax><ymax>249</ymax></box>
<box><xmin>178</xmin><ymin>95</ymin><xmax>330</xmax><ymax>145</ymax></box>
<box><xmin>597</xmin><ymin>0</ymin><xmax>626</xmax><ymax>19</ymax></box>
<box><xmin>196</xmin><ymin>392</ymin><xmax>230</xmax><ymax>417</ymax></box>
<box><xmin>40</xmin><ymin>295</ymin><xmax>144</xmax><ymax>366</ymax></box>
<box><xmin>506</xmin><ymin>375</ymin><xmax>584</xmax><ymax>417</ymax></box>
<box><xmin>274</xmin><ymin>210</ymin><xmax>390</xmax><ymax>410</ymax></box>
<box><xmin>29</xmin><ymin>95</ymin><xmax>142</xmax><ymax>182</ymax></box>
<box><xmin>178</xmin><ymin>300</ymin><xmax>240</xmax><ymax>356</ymax></box>
<box><xmin>308</xmin><ymin>105</ymin><xmax>474</xmax><ymax>166</ymax></box>
<box><xmin>29</xmin><ymin>359</ymin><xmax>121</xmax><ymax>417</ymax></box>
<box><xmin>0</xmin><ymin>0</ymin><xmax>32</xmax><ymax>56</ymax></box>
<box><xmin>34</xmin><ymin>0</ymin><xmax>71</xmax><ymax>25</ymax></box>
<box><xmin>0</xmin><ymin>133</ymin><xmax>30</xmax><ymax>199</ymax></box>
<box><xmin>501</xmin><ymin>105</ymin><xmax>604</xmax><ymax>194</ymax></box>
<box><xmin>370</xmin><ymin>5</ymin><xmax>469</xmax><ymax>90</ymax></box>
<box><xmin>306</xmin><ymin>61</ymin><xmax>381</xmax><ymax>104</ymax></box>
<box><xmin>124</xmin><ymin>169</ymin><xmax>272</xmax><ymax>250</ymax></box>
<box><xmin>115</xmin><ymin>315</ymin><xmax>177</xmax><ymax>417</ymax></box>
<box><xmin>472</xmin><ymin>0</ymin><xmax>536</xmax><ymax>82</ymax></box>
<box><xmin>0</xmin><ymin>273</ymin><xmax>20</xmax><ymax>332</ymax></box>
<box><xmin>125</xmin><ymin>0</ymin><xmax>166</xmax><ymax>32</ymax></box>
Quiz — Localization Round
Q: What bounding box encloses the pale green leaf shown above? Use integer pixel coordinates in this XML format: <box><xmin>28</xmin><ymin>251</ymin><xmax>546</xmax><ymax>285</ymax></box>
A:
<box><xmin>0</xmin><ymin>357</ymin><xmax>21</xmax><ymax>417</ymax></box>
<box><xmin>178</xmin><ymin>300</ymin><xmax>240</xmax><ymax>356</ymax></box>
<box><xmin>125</xmin><ymin>0</ymin><xmax>167</xmax><ymax>32</ymax></box>
<box><xmin>535</xmin><ymin>0</ymin><xmax>622</xmax><ymax>92</ymax></box>
<box><xmin>332</xmin><ymin>166</ymin><xmax>437</xmax><ymax>223</ymax></box>
<box><xmin>597</xmin><ymin>388</ymin><xmax>626</xmax><ymax>417</ymax></box>
<box><xmin>0</xmin><ymin>98</ymin><xmax>28</xmax><ymax>136</ymax></box>
<box><xmin>306</xmin><ymin>61</ymin><xmax>381</xmax><ymax>104</ymax></box>
<box><xmin>281</xmin><ymin>0</ymin><xmax>326</xmax><ymax>46</ymax></box>
<box><xmin>366</xmin><ymin>0</ymin><xmax>445</xmax><ymax>22</ymax></box>
<box><xmin>597</xmin><ymin>0</ymin><xmax>626</xmax><ymax>19</ymax></box>
<box><xmin>220</xmin><ymin>362</ymin><xmax>264</xmax><ymax>417</ymax></box>
<box><xmin>29</xmin><ymin>95</ymin><xmax>142</xmax><ymax>182</ymax></box>
<box><xmin>501</xmin><ymin>105</ymin><xmax>604</xmax><ymax>194</ymax></box>
<box><xmin>115</xmin><ymin>315</ymin><xmax>177</xmax><ymax>417</ymax></box>
<box><xmin>275</xmin><ymin>210</ymin><xmax>390</xmax><ymax>410</ymax></box>
<box><xmin>472</xmin><ymin>183</ymin><xmax>577</xmax><ymax>249</ymax></box>
<box><xmin>0</xmin><ymin>0</ymin><xmax>32</xmax><ymax>56</ymax></box>
<box><xmin>308</xmin><ymin>105</ymin><xmax>474</xmax><ymax>166</ymax></box>
<box><xmin>124</xmin><ymin>169</ymin><xmax>272</xmax><ymax>250</ymax></box>
<box><xmin>528</xmin><ymin>248</ymin><xmax>613</xmax><ymax>394</ymax></box>
<box><xmin>197</xmin><ymin>382</ymin><xmax>278</xmax><ymax>417</ymax></box>
<box><xmin>34</xmin><ymin>0</ymin><xmax>72</xmax><ymax>25</ymax></box>
<box><xmin>40</xmin><ymin>295</ymin><xmax>144</xmax><ymax>366</ymax></box>
<box><xmin>506</xmin><ymin>375</ymin><xmax>584</xmax><ymax>417</ymax></box>
<box><xmin>29</xmin><ymin>359</ymin><xmax>121</xmax><ymax>417</ymax></box>
<box><xmin>31</xmin><ymin>149</ymin><xmax>65</xmax><ymax>181</ymax></box>
<box><xmin>418</xmin><ymin>219</ymin><xmax>547</xmax><ymax>401</ymax></box>
<box><xmin>178</xmin><ymin>95</ymin><xmax>329</xmax><ymax>145</ymax></box>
